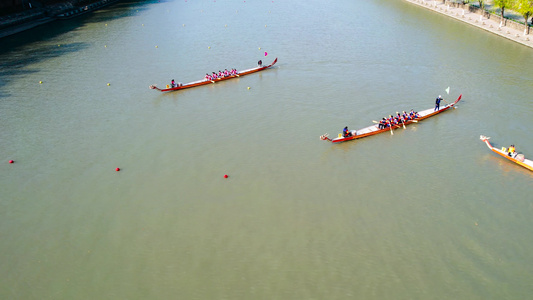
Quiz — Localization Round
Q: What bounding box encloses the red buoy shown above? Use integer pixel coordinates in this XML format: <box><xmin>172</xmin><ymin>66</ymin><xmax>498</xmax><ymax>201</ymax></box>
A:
<box><xmin>116</xmin><ymin>167</ymin><xmax>120</xmax><ymax>171</ymax></box>
<box><xmin>8</xmin><ymin>160</ymin><xmax>14</xmax><ymax>164</ymax></box>
<box><xmin>224</xmin><ymin>174</ymin><xmax>228</xmax><ymax>178</ymax></box>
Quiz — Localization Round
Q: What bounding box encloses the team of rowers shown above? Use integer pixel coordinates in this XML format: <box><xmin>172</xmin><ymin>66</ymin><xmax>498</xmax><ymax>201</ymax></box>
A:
<box><xmin>377</xmin><ymin>110</ymin><xmax>420</xmax><ymax>130</ymax></box>
<box><xmin>204</xmin><ymin>69</ymin><xmax>239</xmax><ymax>81</ymax></box>
<box><xmin>342</xmin><ymin>109</ymin><xmax>421</xmax><ymax>138</ymax></box>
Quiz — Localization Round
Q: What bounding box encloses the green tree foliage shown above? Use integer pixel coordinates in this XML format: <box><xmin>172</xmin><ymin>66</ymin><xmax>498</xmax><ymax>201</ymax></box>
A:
<box><xmin>493</xmin><ymin>0</ymin><xmax>514</xmax><ymax>21</ymax></box>
<box><xmin>514</xmin><ymin>0</ymin><xmax>533</xmax><ymax>33</ymax></box>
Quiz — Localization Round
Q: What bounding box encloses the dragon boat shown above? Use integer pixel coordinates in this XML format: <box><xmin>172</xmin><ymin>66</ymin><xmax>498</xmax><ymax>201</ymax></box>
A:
<box><xmin>480</xmin><ymin>135</ymin><xmax>533</xmax><ymax>172</ymax></box>
<box><xmin>320</xmin><ymin>94</ymin><xmax>462</xmax><ymax>143</ymax></box>
<box><xmin>149</xmin><ymin>58</ymin><xmax>277</xmax><ymax>92</ymax></box>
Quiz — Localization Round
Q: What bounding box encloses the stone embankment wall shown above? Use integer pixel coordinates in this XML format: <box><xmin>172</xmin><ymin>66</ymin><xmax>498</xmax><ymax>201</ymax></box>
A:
<box><xmin>0</xmin><ymin>9</ymin><xmax>46</xmax><ymax>30</ymax></box>
<box><xmin>443</xmin><ymin>0</ymin><xmax>532</xmax><ymax>32</ymax></box>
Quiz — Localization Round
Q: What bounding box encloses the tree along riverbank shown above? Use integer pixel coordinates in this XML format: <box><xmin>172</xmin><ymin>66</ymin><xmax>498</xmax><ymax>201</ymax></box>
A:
<box><xmin>0</xmin><ymin>0</ymin><xmax>119</xmax><ymax>39</ymax></box>
<box><xmin>445</xmin><ymin>0</ymin><xmax>533</xmax><ymax>34</ymax></box>
<box><xmin>406</xmin><ymin>0</ymin><xmax>533</xmax><ymax>49</ymax></box>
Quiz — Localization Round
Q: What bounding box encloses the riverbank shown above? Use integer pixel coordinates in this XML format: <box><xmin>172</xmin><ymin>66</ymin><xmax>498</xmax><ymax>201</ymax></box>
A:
<box><xmin>404</xmin><ymin>0</ymin><xmax>533</xmax><ymax>49</ymax></box>
<box><xmin>0</xmin><ymin>0</ymin><xmax>119</xmax><ymax>39</ymax></box>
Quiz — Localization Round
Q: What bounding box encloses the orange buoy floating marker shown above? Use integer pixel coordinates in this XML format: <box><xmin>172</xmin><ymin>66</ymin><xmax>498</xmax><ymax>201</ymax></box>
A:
<box><xmin>116</xmin><ymin>167</ymin><xmax>120</xmax><ymax>171</ymax></box>
<box><xmin>224</xmin><ymin>174</ymin><xmax>228</xmax><ymax>178</ymax></box>
<box><xmin>9</xmin><ymin>160</ymin><xmax>14</xmax><ymax>164</ymax></box>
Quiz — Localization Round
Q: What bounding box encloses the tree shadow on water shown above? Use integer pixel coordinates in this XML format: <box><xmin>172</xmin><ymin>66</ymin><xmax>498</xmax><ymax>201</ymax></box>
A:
<box><xmin>0</xmin><ymin>42</ymin><xmax>89</xmax><ymax>98</ymax></box>
<box><xmin>0</xmin><ymin>0</ymin><xmax>157</xmax><ymax>98</ymax></box>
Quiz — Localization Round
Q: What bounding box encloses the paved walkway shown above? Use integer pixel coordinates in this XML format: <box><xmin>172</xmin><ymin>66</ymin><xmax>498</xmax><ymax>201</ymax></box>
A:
<box><xmin>404</xmin><ymin>0</ymin><xmax>533</xmax><ymax>49</ymax></box>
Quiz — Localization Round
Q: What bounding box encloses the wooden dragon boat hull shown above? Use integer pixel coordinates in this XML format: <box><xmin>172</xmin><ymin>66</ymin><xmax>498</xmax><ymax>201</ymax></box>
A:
<box><xmin>480</xmin><ymin>135</ymin><xmax>533</xmax><ymax>172</ymax></box>
<box><xmin>149</xmin><ymin>58</ymin><xmax>277</xmax><ymax>92</ymax></box>
<box><xmin>320</xmin><ymin>94</ymin><xmax>462</xmax><ymax>143</ymax></box>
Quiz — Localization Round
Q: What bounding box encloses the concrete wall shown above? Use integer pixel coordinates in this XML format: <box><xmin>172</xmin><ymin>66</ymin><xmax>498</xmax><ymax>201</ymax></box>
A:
<box><xmin>444</xmin><ymin>0</ymin><xmax>532</xmax><ymax>32</ymax></box>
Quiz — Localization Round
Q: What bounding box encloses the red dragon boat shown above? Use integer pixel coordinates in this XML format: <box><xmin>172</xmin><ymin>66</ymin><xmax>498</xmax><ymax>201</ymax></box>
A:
<box><xmin>149</xmin><ymin>58</ymin><xmax>277</xmax><ymax>92</ymax></box>
<box><xmin>320</xmin><ymin>94</ymin><xmax>462</xmax><ymax>143</ymax></box>
<box><xmin>479</xmin><ymin>135</ymin><xmax>533</xmax><ymax>172</ymax></box>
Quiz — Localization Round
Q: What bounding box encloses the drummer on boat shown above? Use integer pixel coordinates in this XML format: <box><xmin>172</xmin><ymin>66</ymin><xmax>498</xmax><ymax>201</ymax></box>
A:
<box><xmin>508</xmin><ymin>145</ymin><xmax>516</xmax><ymax>158</ymax></box>
<box><xmin>343</xmin><ymin>126</ymin><xmax>353</xmax><ymax>137</ymax></box>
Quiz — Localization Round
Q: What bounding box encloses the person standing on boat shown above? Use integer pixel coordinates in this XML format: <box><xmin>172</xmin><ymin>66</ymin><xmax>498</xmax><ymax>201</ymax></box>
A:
<box><xmin>435</xmin><ymin>95</ymin><xmax>443</xmax><ymax>111</ymax></box>
<box><xmin>171</xmin><ymin>79</ymin><xmax>176</xmax><ymax>88</ymax></box>
<box><xmin>258</xmin><ymin>60</ymin><xmax>262</xmax><ymax>67</ymax></box>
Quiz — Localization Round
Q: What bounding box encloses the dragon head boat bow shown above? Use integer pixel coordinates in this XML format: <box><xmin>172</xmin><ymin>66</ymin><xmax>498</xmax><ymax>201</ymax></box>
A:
<box><xmin>480</xmin><ymin>135</ymin><xmax>533</xmax><ymax>172</ymax></box>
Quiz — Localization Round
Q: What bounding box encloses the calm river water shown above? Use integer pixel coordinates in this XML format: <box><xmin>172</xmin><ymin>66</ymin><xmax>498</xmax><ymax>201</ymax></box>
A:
<box><xmin>1</xmin><ymin>0</ymin><xmax>532</xmax><ymax>299</ymax></box>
